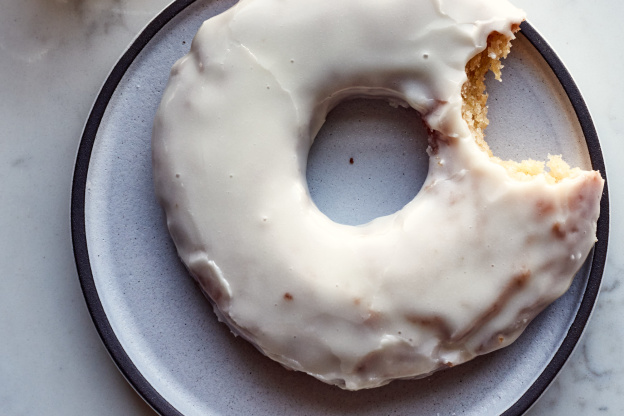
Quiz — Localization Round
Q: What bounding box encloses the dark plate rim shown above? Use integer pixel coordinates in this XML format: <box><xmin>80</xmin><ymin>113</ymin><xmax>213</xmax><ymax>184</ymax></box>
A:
<box><xmin>70</xmin><ymin>3</ymin><xmax>610</xmax><ymax>415</ymax></box>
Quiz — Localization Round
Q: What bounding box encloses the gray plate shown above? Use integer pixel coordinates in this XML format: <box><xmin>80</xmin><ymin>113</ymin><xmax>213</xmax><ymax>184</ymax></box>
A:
<box><xmin>72</xmin><ymin>1</ymin><xmax>609</xmax><ymax>415</ymax></box>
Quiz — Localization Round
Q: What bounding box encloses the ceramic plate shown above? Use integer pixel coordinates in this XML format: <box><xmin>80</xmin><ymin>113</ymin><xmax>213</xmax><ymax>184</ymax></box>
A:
<box><xmin>72</xmin><ymin>1</ymin><xmax>609</xmax><ymax>415</ymax></box>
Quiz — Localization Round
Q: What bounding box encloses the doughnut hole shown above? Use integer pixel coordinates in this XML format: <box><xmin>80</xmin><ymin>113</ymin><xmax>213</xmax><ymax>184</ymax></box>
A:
<box><xmin>306</xmin><ymin>98</ymin><xmax>429</xmax><ymax>226</ymax></box>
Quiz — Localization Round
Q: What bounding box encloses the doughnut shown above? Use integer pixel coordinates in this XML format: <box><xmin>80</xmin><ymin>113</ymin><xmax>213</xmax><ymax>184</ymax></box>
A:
<box><xmin>152</xmin><ymin>0</ymin><xmax>604</xmax><ymax>390</ymax></box>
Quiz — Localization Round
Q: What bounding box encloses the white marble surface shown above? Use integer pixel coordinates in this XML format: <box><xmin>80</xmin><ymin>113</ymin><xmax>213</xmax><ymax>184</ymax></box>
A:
<box><xmin>0</xmin><ymin>0</ymin><xmax>621</xmax><ymax>414</ymax></box>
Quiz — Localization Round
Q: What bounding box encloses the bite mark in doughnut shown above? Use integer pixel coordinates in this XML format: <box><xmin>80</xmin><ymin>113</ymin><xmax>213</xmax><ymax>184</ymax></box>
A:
<box><xmin>153</xmin><ymin>0</ymin><xmax>604</xmax><ymax>390</ymax></box>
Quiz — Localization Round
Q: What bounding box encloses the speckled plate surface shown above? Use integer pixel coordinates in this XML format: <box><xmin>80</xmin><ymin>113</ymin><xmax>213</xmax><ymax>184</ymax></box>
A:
<box><xmin>71</xmin><ymin>1</ymin><xmax>609</xmax><ymax>415</ymax></box>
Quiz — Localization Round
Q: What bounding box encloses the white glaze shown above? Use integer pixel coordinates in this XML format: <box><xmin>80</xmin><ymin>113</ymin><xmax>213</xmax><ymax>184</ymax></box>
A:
<box><xmin>152</xmin><ymin>0</ymin><xmax>603</xmax><ymax>389</ymax></box>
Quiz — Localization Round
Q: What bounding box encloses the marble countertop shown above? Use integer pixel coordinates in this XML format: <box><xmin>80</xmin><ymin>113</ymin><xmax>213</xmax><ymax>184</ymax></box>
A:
<box><xmin>1</xmin><ymin>0</ymin><xmax>621</xmax><ymax>414</ymax></box>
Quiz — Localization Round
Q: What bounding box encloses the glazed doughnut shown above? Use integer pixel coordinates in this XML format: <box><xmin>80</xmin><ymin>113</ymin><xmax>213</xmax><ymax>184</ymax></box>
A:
<box><xmin>153</xmin><ymin>0</ymin><xmax>604</xmax><ymax>389</ymax></box>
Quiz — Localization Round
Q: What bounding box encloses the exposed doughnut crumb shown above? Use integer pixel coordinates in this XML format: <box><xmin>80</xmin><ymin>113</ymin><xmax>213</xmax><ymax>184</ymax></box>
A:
<box><xmin>461</xmin><ymin>28</ymin><xmax>581</xmax><ymax>184</ymax></box>
<box><xmin>462</xmin><ymin>31</ymin><xmax>513</xmax><ymax>150</ymax></box>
